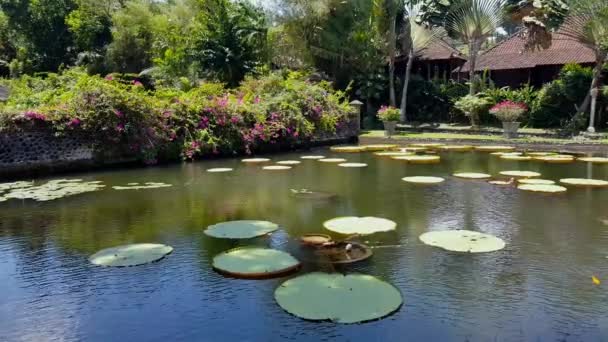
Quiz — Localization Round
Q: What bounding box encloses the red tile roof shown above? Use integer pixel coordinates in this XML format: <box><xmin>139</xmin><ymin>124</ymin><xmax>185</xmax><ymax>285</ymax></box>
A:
<box><xmin>458</xmin><ymin>30</ymin><xmax>596</xmax><ymax>72</ymax></box>
<box><xmin>397</xmin><ymin>39</ymin><xmax>465</xmax><ymax>62</ymax></box>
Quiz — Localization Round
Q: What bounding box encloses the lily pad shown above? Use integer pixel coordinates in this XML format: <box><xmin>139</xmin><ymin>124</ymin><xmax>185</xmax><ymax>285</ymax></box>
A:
<box><xmin>410</xmin><ymin>143</ymin><xmax>444</xmax><ymax>148</ymax></box>
<box><xmin>391</xmin><ymin>155</ymin><xmax>441</xmax><ymax>164</ymax></box>
<box><xmin>277</xmin><ymin>160</ymin><xmax>302</xmax><ymax>165</ymax></box>
<box><xmin>204</xmin><ymin>220</ymin><xmax>279</xmax><ymax>239</ymax></box>
<box><xmin>518</xmin><ymin>179</ymin><xmax>555</xmax><ymax>185</ymax></box>
<box><xmin>453</xmin><ymin>172</ymin><xmax>492</xmax><ymax>179</ymax></box>
<box><xmin>518</xmin><ymin>184</ymin><xmax>567</xmax><ymax>193</ymax></box>
<box><xmin>560</xmin><ymin>178</ymin><xmax>608</xmax><ymax>187</ymax></box>
<box><xmin>212</xmin><ymin>247</ymin><xmax>300</xmax><ymax>279</ymax></box>
<box><xmin>263</xmin><ymin>165</ymin><xmax>292</xmax><ymax>171</ymax></box>
<box><xmin>300</xmin><ymin>234</ymin><xmax>333</xmax><ymax>246</ymax></box>
<box><xmin>373</xmin><ymin>151</ymin><xmax>414</xmax><ymax>157</ymax></box>
<box><xmin>526</xmin><ymin>152</ymin><xmax>556</xmax><ymax>157</ymax></box>
<box><xmin>338</xmin><ymin>163</ymin><xmax>367</xmax><ymax>168</ymax></box>
<box><xmin>488</xmin><ymin>180</ymin><xmax>513</xmax><ymax>186</ymax></box>
<box><xmin>393</xmin><ymin>147</ymin><xmax>427</xmax><ymax>153</ymax></box>
<box><xmin>323</xmin><ymin>216</ymin><xmax>396</xmax><ymax>235</ymax></box>
<box><xmin>301</xmin><ymin>155</ymin><xmax>326</xmax><ymax>160</ymax></box>
<box><xmin>439</xmin><ymin>145</ymin><xmax>474</xmax><ymax>152</ymax></box>
<box><xmin>475</xmin><ymin>146</ymin><xmax>516</xmax><ymax>152</ymax></box>
<box><xmin>0</xmin><ymin>181</ymin><xmax>34</xmax><ymax>191</ymax></box>
<box><xmin>361</xmin><ymin>144</ymin><xmax>397</xmax><ymax>151</ymax></box>
<box><xmin>501</xmin><ymin>155</ymin><xmax>532</xmax><ymax>161</ymax></box>
<box><xmin>419</xmin><ymin>230</ymin><xmax>505</xmax><ymax>253</ymax></box>
<box><xmin>534</xmin><ymin>155</ymin><xmax>574</xmax><ymax>163</ymax></box>
<box><xmin>314</xmin><ymin>241</ymin><xmax>373</xmax><ymax>264</ymax></box>
<box><xmin>499</xmin><ymin>171</ymin><xmax>541</xmax><ymax>178</ymax></box>
<box><xmin>89</xmin><ymin>243</ymin><xmax>173</xmax><ymax>267</ymax></box>
<box><xmin>578</xmin><ymin>157</ymin><xmax>608</xmax><ymax>163</ymax></box>
<box><xmin>330</xmin><ymin>146</ymin><xmax>365</xmax><ymax>153</ymax></box>
<box><xmin>402</xmin><ymin>176</ymin><xmax>445</xmax><ymax>184</ymax></box>
<box><xmin>274</xmin><ymin>272</ymin><xmax>402</xmax><ymax>324</ymax></box>
<box><xmin>112</xmin><ymin>182</ymin><xmax>172</xmax><ymax>190</ymax></box>
<box><xmin>319</xmin><ymin>158</ymin><xmax>347</xmax><ymax>163</ymax></box>
<box><xmin>3</xmin><ymin>179</ymin><xmax>105</xmax><ymax>201</ymax></box>
<box><xmin>491</xmin><ymin>152</ymin><xmax>522</xmax><ymax>156</ymax></box>
<box><xmin>207</xmin><ymin>168</ymin><xmax>233</xmax><ymax>173</ymax></box>
<box><xmin>242</xmin><ymin>158</ymin><xmax>271</xmax><ymax>163</ymax></box>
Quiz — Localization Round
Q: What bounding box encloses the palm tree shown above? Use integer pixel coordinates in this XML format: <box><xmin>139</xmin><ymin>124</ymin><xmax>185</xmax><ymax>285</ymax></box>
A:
<box><xmin>373</xmin><ymin>0</ymin><xmax>402</xmax><ymax>107</ymax></box>
<box><xmin>446</xmin><ymin>0</ymin><xmax>506</xmax><ymax>95</ymax></box>
<box><xmin>399</xmin><ymin>3</ymin><xmax>442</xmax><ymax>122</ymax></box>
<box><xmin>558</xmin><ymin>1</ymin><xmax>608</xmax><ymax>132</ymax></box>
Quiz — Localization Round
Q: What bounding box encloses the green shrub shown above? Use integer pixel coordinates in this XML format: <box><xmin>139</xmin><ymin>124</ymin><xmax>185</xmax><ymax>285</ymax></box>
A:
<box><xmin>454</xmin><ymin>95</ymin><xmax>493</xmax><ymax>127</ymax></box>
<box><xmin>404</xmin><ymin>76</ymin><xmax>451</xmax><ymax>122</ymax></box>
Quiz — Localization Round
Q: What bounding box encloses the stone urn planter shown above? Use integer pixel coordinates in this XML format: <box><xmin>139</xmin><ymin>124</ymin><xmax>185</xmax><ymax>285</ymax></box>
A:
<box><xmin>502</xmin><ymin>121</ymin><xmax>520</xmax><ymax>139</ymax></box>
<box><xmin>383</xmin><ymin>121</ymin><xmax>397</xmax><ymax>138</ymax></box>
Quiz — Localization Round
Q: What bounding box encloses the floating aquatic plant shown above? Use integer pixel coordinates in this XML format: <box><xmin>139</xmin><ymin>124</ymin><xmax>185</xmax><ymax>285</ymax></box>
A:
<box><xmin>453</xmin><ymin>173</ymin><xmax>492</xmax><ymax>179</ymax></box>
<box><xmin>578</xmin><ymin>157</ymin><xmax>608</xmax><ymax>164</ymax></box>
<box><xmin>518</xmin><ymin>179</ymin><xmax>555</xmax><ymax>185</ymax></box>
<box><xmin>212</xmin><ymin>247</ymin><xmax>300</xmax><ymax>279</ymax></box>
<box><xmin>373</xmin><ymin>151</ymin><xmax>414</xmax><ymax>157</ymax></box>
<box><xmin>517</xmin><ymin>184</ymin><xmax>567</xmax><ymax>193</ymax></box>
<box><xmin>89</xmin><ymin>243</ymin><xmax>173</xmax><ymax>267</ymax></box>
<box><xmin>207</xmin><ymin>168</ymin><xmax>234</xmax><ymax>173</ymax></box>
<box><xmin>318</xmin><ymin>158</ymin><xmax>347</xmax><ymax>163</ymax></box>
<box><xmin>338</xmin><ymin>163</ymin><xmax>367</xmax><ymax>168</ymax></box>
<box><xmin>242</xmin><ymin>158</ymin><xmax>271</xmax><ymax>163</ymax></box>
<box><xmin>276</xmin><ymin>160</ymin><xmax>301</xmax><ymax>165</ymax></box>
<box><xmin>330</xmin><ymin>146</ymin><xmax>366</xmax><ymax>153</ymax></box>
<box><xmin>391</xmin><ymin>155</ymin><xmax>441</xmax><ymax>164</ymax></box>
<box><xmin>402</xmin><ymin>176</ymin><xmax>445</xmax><ymax>184</ymax></box>
<box><xmin>112</xmin><ymin>182</ymin><xmax>172</xmax><ymax>190</ymax></box>
<box><xmin>262</xmin><ymin>165</ymin><xmax>292</xmax><ymax>171</ymax></box>
<box><xmin>499</xmin><ymin>171</ymin><xmax>541</xmax><ymax>178</ymax></box>
<box><xmin>204</xmin><ymin>220</ymin><xmax>279</xmax><ymax>239</ymax></box>
<box><xmin>3</xmin><ymin>179</ymin><xmax>105</xmax><ymax>202</ymax></box>
<box><xmin>419</xmin><ymin>230</ymin><xmax>505</xmax><ymax>253</ymax></box>
<box><xmin>274</xmin><ymin>272</ymin><xmax>402</xmax><ymax>324</ymax></box>
<box><xmin>323</xmin><ymin>216</ymin><xmax>396</xmax><ymax>235</ymax></box>
<box><xmin>475</xmin><ymin>146</ymin><xmax>515</xmax><ymax>152</ymax></box>
<box><xmin>300</xmin><ymin>155</ymin><xmax>326</xmax><ymax>160</ymax></box>
<box><xmin>500</xmin><ymin>155</ymin><xmax>532</xmax><ymax>161</ymax></box>
<box><xmin>439</xmin><ymin>145</ymin><xmax>474</xmax><ymax>152</ymax></box>
<box><xmin>559</xmin><ymin>178</ymin><xmax>608</xmax><ymax>187</ymax></box>
<box><xmin>361</xmin><ymin>144</ymin><xmax>398</xmax><ymax>151</ymax></box>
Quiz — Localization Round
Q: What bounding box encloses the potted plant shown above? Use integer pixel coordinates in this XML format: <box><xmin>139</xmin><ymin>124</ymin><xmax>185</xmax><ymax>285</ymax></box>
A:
<box><xmin>454</xmin><ymin>95</ymin><xmax>492</xmax><ymax>129</ymax></box>
<box><xmin>377</xmin><ymin>106</ymin><xmax>400</xmax><ymax>138</ymax></box>
<box><xmin>490</xmin><ymin>100</ymin><xmax>528</xmax><ymax>138</ymax></box>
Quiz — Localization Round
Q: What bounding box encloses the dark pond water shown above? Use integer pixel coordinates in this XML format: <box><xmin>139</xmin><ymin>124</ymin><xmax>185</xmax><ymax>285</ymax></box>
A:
<box><xmin>2</xmin><ymin>148</ymin><xmax>608</xmax><ymax>342</ymax></box>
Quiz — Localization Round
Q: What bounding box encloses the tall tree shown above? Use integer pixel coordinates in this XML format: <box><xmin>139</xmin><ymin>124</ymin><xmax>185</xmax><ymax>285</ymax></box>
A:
<box><xmin>446</xmin><ymin>0</ymin><xmax>506</xmax><ymax>95</ymax></box>
<box><xmin>399</xmin><ymin>3</ymin><xmax>442</xmax><ymax>122</ymax></box>
<box><xmin>373</xmin><ymin>0</ymin><xmax>402</xmax><ymax>107</ymax></box>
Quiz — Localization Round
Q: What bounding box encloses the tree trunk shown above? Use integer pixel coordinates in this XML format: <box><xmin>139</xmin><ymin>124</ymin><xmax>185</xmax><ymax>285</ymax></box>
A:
<box><xmin>586</xmin><ymin>52</ymin><xmax>606</xmax><ymax>132</ymax></box>
<box><xmin>400</xmin><ymin>48</ymin><xmax>414</xmax><ymax>123</ymax></box>
<box><xmin>468</xmin><ymin>41</ymin><xmax>479</xmax><ymax>95</ymax></box>
<box><xmin>388</xmin><ymin>15</ymin><xmax>397</xmax><ymax>107</ymax></box>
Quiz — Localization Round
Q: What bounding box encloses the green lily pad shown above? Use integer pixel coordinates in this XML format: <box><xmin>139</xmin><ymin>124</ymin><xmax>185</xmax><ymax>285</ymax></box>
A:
<box><xmin>419</xmin><ymin>230</ymin><xmax>506</xmax><ymax>253</ymax></box>
<box><xmin>499</xmin><ymin>171</ymin><xmax>541</xmax><ymax>178</ymax></box>
<box><xmin>274</xmin><ymin>272</ymin><xmax>402</xmax><ymax>324</ymax></box>
<box><xmin>242</xmin><ymin>158</ymin><xmax>271</xmax><ymax>163</ymax></box>
<box><xmin>517</xmin><ymin>184</ymin><xmax>567</xmax><ymax>193</ymax></box>
<box><xmin>212</xmin><ymin>247</ymin><xmax>300</xmax><ymax>279</ymax></box>
<box><xmin>262</xmin><ymin>165</ymin><xmax>292</xmax><ymax>171</ymax></box>
<box><xmin>204</xmin><ymin>220</ymin><xmax>279</xmax><ymax>239</ymax></box>
<box><xmin>207</xmin><ymin>168</ymin><xmax>233</xmax><ymax>173</ymax></box>
<box><xmin>518</xmin><ymin>179</ymin><xmax>555</xmax><ymax>185</ymax></box>
<box><xmin>577</xmin><ymin>157</ymin><xmax>608</xmax><ymax>163</ymax></box>
<box><xmin>89</xmin><ymin>243</ymin><xmax>173</xmax><ymax>267</ymax></box>
<box><xmin>0</xmin><ymin>181</ymin><xmax>34</xmax><ymax>191</ymax></box>
<box><xmin>277</xmin><ymin>160</ymin><xmax>301</xmax><ymax>165</ymax></box>
<box><xmin>2</xmin><ymin>179</ymin><xmax>105</xmax><ymax>202</ymax></box>
<box><xmin>319</xmin><ymin>158</ymin><xmax>347</xmax><ymax>163</ymax></box>
<box><xmin>453</xmin><ymin>172</ymin><xmax>492</xmax><ymax>179</ymax></box>
<box><xmin>112</xmin><ymin>182</ymin><xmax>172</xmax><ymax>190</ymax></box>
<box><xmin>560</xmin><ymin>178</ymin><xmax>608</xmax><ymax>187</ymax></box>
<box><xmin>338</xmin><ymin>163</ymin><xmax>367</xmax><ymax>168</ymax></box>
<box><xmin>300</xmin><ymin>155</ymin><xmax>326</xmax><ymax>160</ymax></box>
<box><xmin>324</xmin><ymin>216</ymin><xmax>396</xmax><ymax>235</ymax></box>
<box><xmin>402</xmin><ymin>176</ymin><xmax>445</xmax><ymax>184</ymax></box>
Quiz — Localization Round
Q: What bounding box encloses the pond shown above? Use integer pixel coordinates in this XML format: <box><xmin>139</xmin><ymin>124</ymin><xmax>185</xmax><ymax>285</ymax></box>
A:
<box><xmin>1</xmin><ymin>147</ymin><xmax>608</xmax><ymax>341</ymax></box>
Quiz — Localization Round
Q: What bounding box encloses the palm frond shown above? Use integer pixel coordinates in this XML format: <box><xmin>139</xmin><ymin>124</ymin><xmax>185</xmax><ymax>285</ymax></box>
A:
<box><xmin>445</xmin><ymin>0</ymin><xmax>506</xmax><ymax>44</ymax></box>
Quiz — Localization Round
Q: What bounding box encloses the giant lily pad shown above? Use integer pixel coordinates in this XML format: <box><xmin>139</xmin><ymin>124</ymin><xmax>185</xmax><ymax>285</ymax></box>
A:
<box><xmin>207</xmin><ymin>168</ymin><xmax>233</xmax><ymax>173</ymax></box>
<box><xmin>338</xmin><ymin>163</ymin><xmax>368</xmax><ymax>168</ymax></box>
<box><xmin>301</xmin><ymin>155</ymin><xmax>326</xmax><ymax>160</ymax></box>
<box><xmin>453</xmin><ymin>172</ymin><xmax>491</xmax><ymax>179</ymax></box>
<box><xmin>475</xmin><ymin>146</ymin><xmax>515</xmax><ymax>152</ymax></box>
<box><xmin>526</xmin><ymin>152</ymin><xmax>556</xmax><ymax>157</ymax></box>
<box><xmin>560</xmin><ymin>178</ymin><xmax>608</xmax><ymax>187</ymax></box>
<box><xmin>488</xmin><ymin>180</ymin><xmax>513</xmax><ymax>186</ymax></box>
<box><xmin>263</xmin><ymin>165</ymin><xmax>292</xmax><ymax>171</ymax></box>
<box><xmin>242</xmin><ymin>158</ymin><xmax>271</xmax><ymax>163</ymax></box>
<box><xmin>212</xmin><ymin>247</ymin><xmax>300</xmax><ymax>279</ymax></box>
<box><xmin>439</xmin><ymin>145</ymin><xmax>474</xmax><ymax>152</ymax></box>
<box><xmin>112</xmin><ymin>182</ymin><xmax>172</xmax><ymax>190</ymax></box>
<box><xmin>518</xmin><ymin>179</ymin><xmax>555</xmax><ymax>185</ymax></box>
<box><xmin>393</xmin><ymin>147</ymin><xmax>427</xmax><ymax>153</ymax></box>
<box><xmin>518</xmin><ymin>184</ymin><xmax>567</xmax><ymax>193</ymax></box>
<box><xmin>277</xmin><ymin>160</ymin><xmax>302</xmax><ymax>165</ymax></box>
<box><xmin>419</xmin><ymin>230</ymin><xmax>505</xmax><ymax>253</ymax></box>
<box><xmin>319</xmin><ymin>158</ymin><xmax>347</xmax><ymax>163</ymax></box>
<box><xmin>499</xmin><ymin>171</ymin><xmax>541</xmax><ymax>178</ymax></box>
<box><xmin>204</xmin><ymin>220</ymin><xmax>279</xmax><ymax>239</ymax></box>
<box><xmin>290</xmin><ymin>189</ymin><xmax>337</xmax><ymax>200</ymax></box>
<box><xmin>374</xmin><ymin>151</ymin><xmax>414</xmax><ymax>157</ymax></box>
<box><xmin>409</xmin><ymin>143</ymin><xmax>444</xmax><ymax>149</ymax></box>
<box><xmin>89</xmin><ymin>243</ymin><xmax>173</xmax><ymax>267</ymax></box>
<box><xmin>361</xmin><ymin>144</ymin><xmax>397</xmax><ymax>151</ymax></box>
<box><xmin>534</xmin><ymin>155</ymin><xmax>574</xmax><ymax>163</ymax></box>
<box><xmin>274</xmin><ymin>272</ymin><xmax>402</xmax><ymax>324</ymax></box>
<box><xmin>330</xmin><ymin>146</ymin><xmax>365</xmax><ymax>153</ymax></box>
<box><xmin>391</xmin><ymin>155</ymin><xmax>441</xmax><ymax>164</ymax></box>
<box><xmin>577</xmin><ymin>157</ymin><xmax>608</xmax><ymax>164</ymax></box>
<box><xmin>323</xmin><ymin>216</ymin><xmax>396</xmax><ymax>235</ymax></box>
<box><xmin>491</xmin><ymin>152</ymin><xmax>522</xmax><ymax>156</ymax></box>
<box><xmin>402</xmin><ymin>176</ymin><xmax>445</xmax><ymax>184</ymax></box>
<box><xmin>0</xmin><ymin>181</ymin><xmax>34</xmax><ymax>191</ymax></box>
<box><xmin>4</xmin><ymin>179</ymin><xmax>105</xmax><ymax>201</ymax></box>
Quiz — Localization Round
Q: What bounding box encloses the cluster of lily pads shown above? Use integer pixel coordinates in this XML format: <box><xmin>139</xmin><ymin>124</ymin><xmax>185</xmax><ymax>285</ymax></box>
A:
<box><xmin>329</xmin><ymin>143</ymin><xmax>608</xmax><ymax>194</ymax></box>
<box><xmin>0</xmin><ymin>178</ymin><xmax>174</xmax><ymax>203</ymax></box>
<box><xmin>86</xmin><ymin>214</ymin><xmax>509</xmax><ymax>324</ymax></box>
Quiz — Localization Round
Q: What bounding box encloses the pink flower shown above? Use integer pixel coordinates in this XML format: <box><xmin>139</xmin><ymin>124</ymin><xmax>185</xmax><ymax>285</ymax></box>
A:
<box><xmin>162</xmin><ymin>110</ymin><xmax>172</xmax><ymax>118</ymax></box>
<box><xmin>23</xmin><ymin>111</ymin><xmax>47</xmax><ymax>121</ymax></box>
<box><xmin>105</xmin><ymin>74</ymin><xmax>114</xmax><ymax>81</ymax></box>
<box><xmin>254</xmin><ymin>96</ymin><xmax>261</xmax><ymax>104</ymax></box>
<box><xmin>198</xmin><ymin>117</ymin><xmax>210</xmax><ymax>129</ymax></box>
<box><xmin>132</xmin><ymin>80</ymin><xmax>143</xmax><ymax>87</ymax></box>
<box><xmin>230</xmin><ymin>116</ymin><xmax>239</xmax><ymax>124</ymax></box>
<box><xmin>67</xmin><ymin>118</ymin><xmax>81</xmax><ymax>127</ymax></box>
<box><xmin>114</xmin><ymin>109</ymin><xmax>124</xmax><ymax>118</ymax></box>
<box><xmin>116</xmin><ymin>123</ymin><xmax>125</xmax><ymax>132</ymax></box>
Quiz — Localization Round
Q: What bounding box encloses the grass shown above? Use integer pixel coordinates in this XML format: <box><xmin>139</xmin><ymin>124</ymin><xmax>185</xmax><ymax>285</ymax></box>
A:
<box><xmin>360</xmin><ymin>131</ymin><xmax>608</xmax><ymax>145</ymax></box>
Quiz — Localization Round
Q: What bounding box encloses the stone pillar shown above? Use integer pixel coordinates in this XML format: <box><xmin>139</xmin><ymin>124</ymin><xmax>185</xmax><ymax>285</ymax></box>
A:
<box><xmin>349</xmin><ymin>100</ymin><xmax>363</xmax><ymax>134</ymax></box>
<box><xmin>588</xmin><ymin>88</ymin><xmax>599</xmax><ymax>133</ymax></box>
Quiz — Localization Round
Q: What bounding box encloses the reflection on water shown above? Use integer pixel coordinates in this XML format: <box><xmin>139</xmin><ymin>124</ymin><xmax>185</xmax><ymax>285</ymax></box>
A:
<box><xmin>1</xmin><ymin>149</ymin><xmax>608</xmax><ymax>341</ymax></box>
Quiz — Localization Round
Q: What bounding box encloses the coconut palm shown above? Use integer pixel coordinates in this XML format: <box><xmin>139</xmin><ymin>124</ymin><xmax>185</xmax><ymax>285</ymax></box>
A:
<box><xmin>558</xmin><ymin>0</ymin><xmax>608</xmax><ymax>132</ymax></box>
<box><xmin>446</xmin><ymin>0</ymin><xmax>507</xmax><ymax>95</ymax></box>
<box><xmin>399</xmin><ymin>3</ymin><xmax>443</xmax><ymax>122</ymax></box>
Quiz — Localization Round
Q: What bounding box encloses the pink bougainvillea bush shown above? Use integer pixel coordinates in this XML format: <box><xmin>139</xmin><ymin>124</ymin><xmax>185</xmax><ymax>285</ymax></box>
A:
<box><xmin>0</xmin><ymin>69</ymin><xmax>352</xmax><ymax>164</ymax></box>
<box><xmin>489</xmin><ymin>100</ymin><xmax>528</xmax><ymax>122</ymax></box>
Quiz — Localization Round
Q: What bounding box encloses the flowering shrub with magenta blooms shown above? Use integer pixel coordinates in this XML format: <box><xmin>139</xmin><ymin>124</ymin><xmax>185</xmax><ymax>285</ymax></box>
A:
<box><xmin>490</xmin><ymin>100</ymin><xmax>528</xmax><ymax>122</ymax></box>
